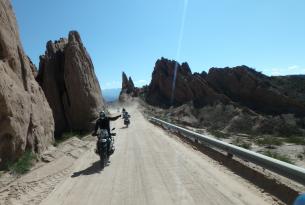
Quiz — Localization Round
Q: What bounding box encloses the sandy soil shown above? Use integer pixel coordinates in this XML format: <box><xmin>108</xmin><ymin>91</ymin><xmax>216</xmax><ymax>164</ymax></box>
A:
<box><xmin>0</xmin><ymin>102</ymin><xmax>278</xmax><ymax>205</ymax></box>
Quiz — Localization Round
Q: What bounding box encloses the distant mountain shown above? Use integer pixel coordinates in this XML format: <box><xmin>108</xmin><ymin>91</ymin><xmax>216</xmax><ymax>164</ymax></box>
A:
<box><xmin>103</xmin><ymin>88</ymin><xmax>121</xmax><ymax>102</ymax></box>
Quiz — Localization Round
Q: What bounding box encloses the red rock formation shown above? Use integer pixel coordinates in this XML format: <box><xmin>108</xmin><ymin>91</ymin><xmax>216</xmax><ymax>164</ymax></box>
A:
<box><xmin>37</xmin><ymin>31</ymin><xmax>106</xmax><ymax>137</ymax></box>
<box><xmin>0</xmin><ymin>0</ymin><xmax>54</xmax><ymax>168</ymax></box>
<box><xmin>121</xmin><ymin>72</ymin><xmax>135</xmax><ymax>94</ymax></box>
<box><xmin>206</xmin><ymin>66</ymin><xmax>305</xmax><ymax>116</ymax></box>
<box><xmin>119</xmin><ymin>72</ymin><xmax>139</xmax><ymax>101</ymax></box>
<box><xmin>146</xmin><ymin>58</ymin><xmax>305</xmax><ymax>117</ymax></box>
<box><xmin>146</xmin><ymin>58</ymin><xmax>229</xmax><ymax>108</ymax></box>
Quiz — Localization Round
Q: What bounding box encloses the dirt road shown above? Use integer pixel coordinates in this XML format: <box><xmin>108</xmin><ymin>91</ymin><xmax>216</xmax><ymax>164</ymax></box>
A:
<box><xmin>37</xmin><ymin>103</ymin><xmax>276</xmax><ymax>205</ymax></box>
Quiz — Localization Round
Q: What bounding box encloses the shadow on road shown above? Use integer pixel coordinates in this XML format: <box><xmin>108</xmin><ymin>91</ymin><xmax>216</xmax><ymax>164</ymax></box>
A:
<box><xmin>120</xmin><ymin>126</ymin><xmax>127</xmax><ymax>129</ymax></box>
<box><xmin>71</xmin><ymin>161</ymin><xmax>102</xmax><ymax>177</ymax></box>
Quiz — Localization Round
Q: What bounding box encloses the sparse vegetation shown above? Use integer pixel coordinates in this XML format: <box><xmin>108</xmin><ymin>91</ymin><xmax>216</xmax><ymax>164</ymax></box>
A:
<box><xmin>283</xmin><ymin>135</ymin><xmax>305</xmax><ymax>145</ymax></box>
<box><xmin>255</xmin><ymin>136</ymin><xmax>283</xmax><ymax>146</ymax></box>
<box><xmin>297</xmin><ymin>154</ymin><xmax>303</xmax><ymax>160</ymax></box>
<box><xmin>7</xmin><ymin>150</ymin><xmax>36</xmax><ymax>175</ymax></box>
<box><xmin>262</xmin><ymin>150</ymin><xmax>294</xmax><ymax>164</ymax></box>
<box><xmin>208</xmin><ymin>129</ymin><xmax>230</xmax><ymax>139</ymax></box>
<box><xmin>54</xmin><ymin>131</ymin><xmax>89</xmax><ymax>146</ymax></box>
<box><xmin>232</xmin><ymin>137</ymin><xmax>252</xmax><ymax>149</ymax></box>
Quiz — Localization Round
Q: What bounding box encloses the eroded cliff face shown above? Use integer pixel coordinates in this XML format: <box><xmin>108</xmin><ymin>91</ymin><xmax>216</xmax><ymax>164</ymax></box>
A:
<box><xmin>37</xmin><ymin>31</ymin><xmax>106</xmax><ymax>137</ymax></box>
<box><xmin>119</xmin><ymin>72</ymin><xmax>139</xmax><ymax>101</ymax></box>
<box><xmin>146</xmin><ymin>58</ymin><xmax>305</xmax><ymax>117</ymax></box>
<box><xmin>0</xmin><ymin>0</ymin><xmax>54</xmax><ymax>168</ymax></box>
<box><xmin>145</xmin><ymin>58</ymin><xmax>305</xmax><ymax>136</ymax></box>
<box><xmin>145</xmin><ymin>58</ymin><xmax>229</xmax><ymax>108</ymax></box>
<box><xmin>206</xmin><ymin>66</ymin><xmax>305</xmax><ymax>117</ymax></box>
<box><xmin>121</xmin><ymin>72</ymin><xmax>135</xmax><ymax>94</ymax></box>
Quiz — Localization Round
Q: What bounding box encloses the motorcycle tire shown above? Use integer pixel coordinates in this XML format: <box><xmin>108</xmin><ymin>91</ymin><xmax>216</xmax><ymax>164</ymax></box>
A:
<box><xmin>100</xmin><ymin>149</ymin><xmax>107</xmax><ymax>169</ymax></box>
<box><xmin>100</xmin><ymin>154</ymin><xmax>105</xmax><ymax>169</ymax></box>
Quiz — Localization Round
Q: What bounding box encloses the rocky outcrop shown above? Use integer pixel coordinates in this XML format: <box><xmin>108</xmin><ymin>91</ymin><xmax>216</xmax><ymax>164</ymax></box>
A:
<box><xmin>146</xmin><ymin>58</ymin><xmax>305</xmax><ymax>117</ymax></box>
<box><xmin>206</xmin><ymin>66</ymin><xmax>305</xmax><ymax>117</ymax></box>
<box><xmin>119</xmin><ymin>72</ymin><xmax>139</xmax><ymax>101</ymax></box>
<box><xmin>121</xmin><ymin>72</ymin><xmax>135</xmax><ymax>94</ymax></box>
<box><xmin>146</xmin><ymin>58</ymin><xmax>229</xmax><ymax>108</ymax></box>
<box><xmin>0</xmin><ymin>0</ymin><xmax>54</xmax><ymax>168</ymax></box>
<box><xmin>37</xmin><ymin>31</ymin><xmax>105</xmax><ymax>137</ymax></box>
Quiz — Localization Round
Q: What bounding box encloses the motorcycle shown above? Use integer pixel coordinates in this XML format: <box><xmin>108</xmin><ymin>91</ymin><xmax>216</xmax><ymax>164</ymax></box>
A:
<box><xmin>123</xmin><ymin>113</ymin><xmax>130</xmax><ymax>127</ymax></box>
<box><xmin>96</xmin><ymin>128</ymin><xmax>116</xmax><ymax>169</ymax></box>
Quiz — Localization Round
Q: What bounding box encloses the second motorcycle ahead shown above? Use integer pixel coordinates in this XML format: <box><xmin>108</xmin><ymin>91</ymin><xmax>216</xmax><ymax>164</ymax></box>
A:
<box><xmin>122</xmin><ymin>108</ymin><xmax>131</xmax><ymax>128</ymax></box>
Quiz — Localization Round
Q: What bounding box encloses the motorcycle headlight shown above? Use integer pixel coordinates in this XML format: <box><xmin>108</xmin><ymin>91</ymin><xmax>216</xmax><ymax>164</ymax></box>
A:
<box><xmin>101</xmin><ymin>139</ymin><xmax>107</xmax><ymax>142</ymax></box>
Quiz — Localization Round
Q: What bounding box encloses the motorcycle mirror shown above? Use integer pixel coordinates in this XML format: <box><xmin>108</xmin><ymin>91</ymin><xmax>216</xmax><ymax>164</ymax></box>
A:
<box><xmin>111</xmin><ymin>128</ymin><xmax>115</xmax><ymax>131</ymax></box>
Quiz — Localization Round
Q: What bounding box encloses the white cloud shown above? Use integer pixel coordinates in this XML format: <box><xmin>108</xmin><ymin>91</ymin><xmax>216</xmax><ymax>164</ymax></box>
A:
<box><xmin>270</xmin><ymin>68</ymin><xmax>281</xmax><ymax>76</ymax></box>
<box><xmin>103</xmin><ymin>81</ymin><xmax>120</xmax><ymax>89</ymax></box>
<box><xmin>268</xmin><ymin>65</ymin><xmax>305</xmax><ymax>76</ymax></box>
<box><xmin>288</xmin><ymin>65</ymin><xmax>299</xmax><ymax>70</ymax></box>
<box><xmin>134</xmin><ymin>79</ymin><xmax>148</xmax><ymax>87</ymax></box>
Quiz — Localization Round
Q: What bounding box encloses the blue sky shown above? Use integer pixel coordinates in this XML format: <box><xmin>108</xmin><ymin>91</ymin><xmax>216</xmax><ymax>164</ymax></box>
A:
<box><xmin>12</xmin><ymin>0</ymin><xmax>305</xmax><ymax>89</ymax></box>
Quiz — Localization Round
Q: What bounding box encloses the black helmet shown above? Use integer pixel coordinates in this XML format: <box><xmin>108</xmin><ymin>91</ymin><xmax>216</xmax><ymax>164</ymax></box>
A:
<box><xmin>122</xmin><ymin>108</ymin><xmax>126</xmax><ymax>112</ymax></box>
<box><xmin>99</xmin><ymin>111</ymin><xmax>106</xmax><ymax>119</ymax></box>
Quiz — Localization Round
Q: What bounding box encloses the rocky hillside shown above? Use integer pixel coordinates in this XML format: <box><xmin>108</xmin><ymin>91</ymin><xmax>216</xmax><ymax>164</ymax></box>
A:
<box><xmin>145</xmin><ymin>58</ymin><xmax>305</xmax><ymax>136</ymax></box>
<box><xmin>270</xmin><ymin>75</ymin><xmax>305</xmax><ymax>105</ymax></box>
<box><xmin>206</xmin><ymin>66</ymin><xmax>305</xmax><ymax>117</ymax></box>
<box><xmin>37</xmin><ymin>31</ymin><xmax>105</xmax><ymax>137</ymax></box>
<box><xmin>146</xmin><ymin>58</ymin><xmax>305</xmax><ymax>116</ymax></box>
<box><xmin>0</xmin><ymin>0</ymin><xmax>54</xmax><ymax>168</ymax></box>
<box><xmin>146</xmin><ymin>58</ymin><xmax>229</xmax><ymax>108</ymax></box>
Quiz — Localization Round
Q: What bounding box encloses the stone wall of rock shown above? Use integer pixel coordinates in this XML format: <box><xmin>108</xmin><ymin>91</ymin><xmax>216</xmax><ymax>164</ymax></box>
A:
<box><xmin>206</xmin><ymin>66</ymin><xmax>305</xmax><ymax>116</ymax></box>
<box><xmin>119</xmin><ymin>72</ymin><xmax>138</xmax><ymax>101</ymax></box>
<box><xmin>145</xmin><ymin>58</ymin><xmax>229</xmax><ymax>108</ymax></box>
<box><xmin>146</xmin><ymin>58</ymin><xmax>305</xmax><ymax>117</ymax></box>
<box><xmin>0</xmin><ymin>0</ymin><xmax>54</xmax><ymax>168</ymax></box>
<box><xmin>37</xmin><ymin>31</ymin><xmax>105</xmax><ymax>137</ymax></box>
<box><xmin>121</xmin><ymin>72</ymin><xmax>135</xmax><ymax>94</ymax></box>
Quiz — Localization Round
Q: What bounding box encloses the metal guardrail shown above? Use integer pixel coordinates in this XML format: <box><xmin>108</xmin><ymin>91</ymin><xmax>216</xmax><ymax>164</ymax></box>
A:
<box><xmin>150</xmin><ymin>117</ymin><xmax>305</xmax><ymax>186</ymax></box>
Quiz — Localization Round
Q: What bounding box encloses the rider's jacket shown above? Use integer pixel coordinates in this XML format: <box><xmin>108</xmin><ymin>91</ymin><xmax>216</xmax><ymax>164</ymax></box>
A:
<box><xmin>123</xmin><ymin>112</ymin><xmax>130</xmax><ymax>119</ymax></box>
<box><xmin>94</xmin><ymin>115</ymin><xmax>120</xmax><ymax>136</ymax></box>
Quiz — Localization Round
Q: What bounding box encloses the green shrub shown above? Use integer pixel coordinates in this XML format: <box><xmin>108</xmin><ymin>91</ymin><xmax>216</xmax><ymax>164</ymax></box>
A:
<box><xmin>8</xmin><ymin>150</ymin><xmax>36</xmax><ymax>175</ymax></box>
<box><xmin>208</xmin><ymin>129</ymin><xmax>230</xmax><ymax>139</ymax></box>
<box><xmin>255</xmin><ymin>136</ymin><xmax>283</xmax><ymax>146</ymax></box>
<box><xmin>284</xmin><ymin>136</ymin><xmax>305</xmax><ymax>145</ymax></box>
<box><xmin>297</xmin><ymin>154</ymin><xmax>303</xmax><ymax>160</ymax></box>
<box><xmin>262</xmin><ymin>150</ymin><xmax>294</xmax><ymax>164</ymax></box>
<box><xmin>232</xmin><ymin>137</ymin><xmax>252</xmax><ymax>149</ymax></box>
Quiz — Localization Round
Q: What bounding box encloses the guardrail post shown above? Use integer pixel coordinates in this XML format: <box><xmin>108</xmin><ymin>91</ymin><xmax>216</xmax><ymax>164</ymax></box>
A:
<box><xmin>227</xmin><ymin>153</ymin><xmax>233</xmax><ymax>159</ymax></box>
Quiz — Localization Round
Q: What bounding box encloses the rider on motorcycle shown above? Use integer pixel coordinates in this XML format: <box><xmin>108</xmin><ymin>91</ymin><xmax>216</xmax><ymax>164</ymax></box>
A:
<box><xmin>122</xmin><ymin>108</ymin><xmax>126</xmax><ymax>118</ymax></box>
<box><xmin>93</xmin><ymin>111</ymin><xmax>121</xmax><ymax>136</ymax></box>
<box><xmin>92</xmin><ymin>111</ymin><xmax>121</xmax><ymax>152</ymax></box>
<box><xmin>123</xmin><ymin>111</ymin><xmax>131</xmax><ymax>127</ymax></box>
<box><xmin>123</xmin><ymin>111</ymin><xmax>130</xmax><ymax>119</ymax></box>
